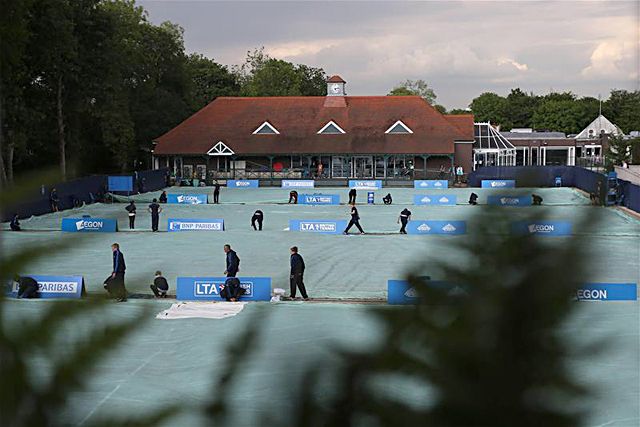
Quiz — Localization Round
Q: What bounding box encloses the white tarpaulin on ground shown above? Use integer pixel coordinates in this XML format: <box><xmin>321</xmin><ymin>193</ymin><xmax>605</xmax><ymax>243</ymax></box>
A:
<box><xmin>156</xmin><ymin>301</ymin><xmax>246</xmax><ymax>320</ymax></box>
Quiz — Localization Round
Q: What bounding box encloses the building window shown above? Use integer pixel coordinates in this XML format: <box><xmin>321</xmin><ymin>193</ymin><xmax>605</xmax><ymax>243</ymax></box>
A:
<box><xmin>318</xmin><ymin>120</ymin><xmax>346</xmax><ymax>134</ymax></box>
<box><xmin>385</xmin><ymin>120</ymin><xmax>413</xmax><ymax>134</ymax></box>
<box><xmin>253</xmin><ymin>121</ymin><xmax>280</xmax><ymax>135</ymax></box>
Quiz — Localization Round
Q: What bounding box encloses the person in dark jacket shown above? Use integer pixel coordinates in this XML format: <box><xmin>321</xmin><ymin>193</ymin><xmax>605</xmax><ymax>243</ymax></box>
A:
<box><xmin>383</xmin><ymin>193</ymin><xmax>392</xmax><ymax>205</ymax></box>
<box><xmin>288</xmin><ymin>190</ymin><xmax>298</xmax><ymax>204</ymax></box>
<box><xmin>344</xmin><ymin>205</ymin><xmax>365</xmax><ymax>234</ymax></box>
<box><xmin>213</xmin><ymin>181</ymin><xmax>221</xmax><ymax>204</ymax></box>
<box><xmin>224</xmin><ymin>244</ymin><xmax>240</xmax><ymax>277</ymax></box>
<box><xmin>125</xmin><ymin>201</ymin><xmax>136</xmax><ymax>229</ymax></box>
<box><xmin>10</xmin><ymin>214</ymin><xmax>21</xmax><ymax>231</ymax></box>
<box><xmin>348</xmin><ymin>188</ymin><xmax>357</xmax><ymax>205</ymax></box>
<box><xmin>17</xmin><ymin>276</ymin><xmax>39</xmax><ymax>298</ymax></box>
<box><xmin>148</xmin><ymin>198</ymin><xmax>162</xmax><ymax>232</ymax></box>
<box><xmin>220</xmin><ymin>277</ymin><xmax>245</xmax><ymax>302</ymax></box>
<box><xmin>251</xmin><ymin>210</ymin><xmax>264</xmax><ymax>231</ymax></box>
<box><xmin>532</xmin><ymin>194</ymin><xmax>543</xmax><ymax>205</ymax></box>
<box><xmin>104</xmin><ymin>243</ymin><xmax>127</xmax><ymax>302</ymax></box>
<box><xmin>398</xmin><ymin>208</ymin><xmax>412</xmax><ymax>234</ymax></box>
<box><xmin>468</xmin><ymin>193</ymin><xmax>478</xmax><ymax>205</ymax></box>
<box><xmin>50</xmin><ymin>188</ymin><xmax>60</xmax><ymax>212</ymax></box>
<box><xmin>150</xmin><ymin>270</ymin><xmax>169</xmax><ymax>298</ymax></box>
<box><xmin>289</xmin><ymin>246</ymin><xmax>308</xmax><ymax>300</ymax></box>
<box><xmin>159</xmin><ymin>191</ymin><xmax>168</xmax><ymax>203</ymax></box>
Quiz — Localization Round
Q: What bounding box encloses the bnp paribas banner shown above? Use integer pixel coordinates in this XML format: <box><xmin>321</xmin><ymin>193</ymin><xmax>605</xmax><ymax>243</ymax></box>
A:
<box><xmin>282</xmin><ymin>180</ymin><xmax>315</xmax><ymax>189</ymax></box>
<box><xmin>8</xmin><ymin>275</ymin><xmax>85</xmax><ymax>299</ymax></box>
<box><xmin>167</xmin><ymin>218</ymin><xmax>225</xmax><ymax>232</ymax></box>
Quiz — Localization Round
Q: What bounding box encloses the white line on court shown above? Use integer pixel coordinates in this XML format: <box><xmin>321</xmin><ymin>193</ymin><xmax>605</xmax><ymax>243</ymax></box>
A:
<box><xmin>78</xmin><ymin>384</ymin><xmax>121</xmax><ymax>426</ymax></box>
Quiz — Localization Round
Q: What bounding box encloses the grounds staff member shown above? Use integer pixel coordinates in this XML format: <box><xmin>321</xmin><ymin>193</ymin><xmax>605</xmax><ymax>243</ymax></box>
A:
<box><xmin>398</xmin><ymin>208</ymin><xmax>412</xmax><ymax>234</ymax></box>
<box><xmin>251</xmin><ymin>210</ymin><xmax>264</xmax><ymax>231</ymax></box>
<box><xmin>289</xmin><ymin>246</ymin><xmax>308</xmax><ymax>300</ymax></box>
<box><xmin>343</xmin><ymin>205</ymin><xmax>365</xmax><ymax>234</ymax></box>
<box><xmin>148</xmin><ymin>198</ymin><xmax>162</xmax><ymax>232</ymax></box>
<box><xmin>104</xmin><ymin>243</ymin><xmax>127</xmax><ymax>302</ymax></box>
<box><xmin>223</xmin><ymin>244</ymin><xmax>240</xmax><ymax>277</ymax></box>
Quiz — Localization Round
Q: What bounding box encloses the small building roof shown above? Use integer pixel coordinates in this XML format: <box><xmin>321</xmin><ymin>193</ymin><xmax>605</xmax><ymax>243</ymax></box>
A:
<box><xmin>575</xmin><ymin>114</ymin><xmax>624</xmax><ymax>140</ymax></box>
<box><xmin>327</xmin><ymin>75</ymin><xmax>346</xmax><ymax>83</ymax></box>
<box><xmin>501</xmin><ymin>131</ymin><xmax>567</xmax><ymax>139</ymax></box>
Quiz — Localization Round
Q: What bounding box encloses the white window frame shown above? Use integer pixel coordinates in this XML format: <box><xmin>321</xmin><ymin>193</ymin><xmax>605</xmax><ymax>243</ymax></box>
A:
<box><xmin>317</xmin><ymin>120</ymin><xmax>346</xmax><ymax>135</ymax></box>
<box><xmin>385</xmin><ymin>120</ymin><xmax>413</xmax><ymax>134</ymax></box>
<box><xmin>207</xmin><ymin>141</ymin><xmax>235</xmax><ymax>156</ymax></box>
<box><xmin>252</xmin><ymin>121</ymin><xmax>280</xmax><ymax>135</ymax></box>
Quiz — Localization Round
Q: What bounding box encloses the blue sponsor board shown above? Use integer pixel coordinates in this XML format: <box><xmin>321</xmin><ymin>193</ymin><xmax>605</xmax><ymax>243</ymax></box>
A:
<box><xmin>167</xmin><ymin>218</ymin><xmax>224</xmax><ymax>232</ymax></box>
<box><xmin>576</xmin><ymin>283</ymin><xmax>637</xmax><ymax>301</ymax></box>
<box><xmin>62</xmin><ymin>217</ymin><xmax>118</xmax><ymax>232</ymax></box>
<box><xmin>227</xmin><ymin>180</ymin><xmax>259</xmax><ymax>188</ymax></box>
<box><xmin>406</xmin><ymin>220</ymin><xmax>466</xmax><ymax>235</ymax></box>
<box><xmin>414</xmin><ymin>180</ymin><xmax>449</xmax><ymax>189</ymax></box>
<box><xmin>511</xmin><ymin>221</ymin><xmax>572</xmax><ymax>236</ymax></box>
<box><xmin>413</xmin><ymin>194</ymin><xmax>457</xmax><ymax>205</ymax></box>
<box><xmin>388</xmin><ymin>279</ymin><xmax>468</xmax><ymax>305</ymax></box>
<box><xmin>176</xmin><ymin>277</ymin><xmax>271</xmax><ymax>301</ymax></box>
<box><xmin>108</xmin><ymin>176</ymin><xmax>133</xmax><ymax>192</ymax></box>
<box><xmin>482</xmin><ymin>180</ymin><xmax>516</xmax><ymax>188</ymax></box>
<box><xmin>167</xmin><ymin>193</ymin><xmax>208</xmax><ymax>204</ymax></box>
<box><xmin>298</xmin><ymin>194</ymin><xmax>340</xmax><ymax>205</ymax></box>
<box><xmin>348</xmin><ymin>180</ymin><xmax>382</xmax><ymax>190</ymax></box>
<box><xmin>282</xmin><ymin>180</ymin><xmax>315</xmax><ymax>189</ymax></box>
<box><xmin>289</xmin><ymin>219</ymin><xmax>348</xmax><ymax>234</ymax></box>
<box><xmin>8</xmin><ymin>275</ymin><xmax>85</xmax><ymax>299</ymax></box>
<box><xmin>487</xmin><ymin>195</ymin><xmax>531</xmax><ymax>206</ymax></box>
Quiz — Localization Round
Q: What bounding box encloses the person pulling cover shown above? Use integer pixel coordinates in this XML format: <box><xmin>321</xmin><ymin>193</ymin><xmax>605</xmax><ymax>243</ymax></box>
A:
<box><xmin>289</xmin><ymin>246</ymin><xmax>308</xmax><ymax>300</ymax></box>
<box><xmin>383</xmin><ymin>193</ymin><xmax>392</xmax><ymax>205</ymax></box>
<box><xmin>251</xmin><ymin>210</ymin><xmax>264</xmax><ymax>230</ymax></box>
<box><xmin>532</xmin><ymin>194</ymin><xmax>543</xmax><ymax>205</ymax></box>
<box><xmin>223</xmin><ymin>244</ymin><xmax>240</xmax><ymax>277</ymax></box>
<box><xmin>469</xmin><ymin>193</ymin><xmax>478</xmax><ymax>205</ymax></box>
<box><xmin>344</xmin><ymin>205</ymin><xmax>365</xmax><ymax>234</ymax></box>
<box><xmin>348</xmin><ymin>188</ymin><xmax>357</xmax><ymax>205</ymax></box>
<box><xmin>288</xmin><ymin>190</ymin><xmax>298</xmax><ymax>204</ymax></box>
<box><xmin>150</xmin><ymin>270</ymin><xmax>169</xmax><ymax>298</ymax></box>
<box><xmin>398</xmin><ymin>208</ymin><xmax>412</xmax><ymax>234</ymax></box>
<box><xmin>220</xmin><ymin>277</ymin><xmax>245</xmax><ymax>302</ymax></box>
<box><xmin>104</xmin><ymin>243</ymin><xmax>127</xmax><ymax>302</ymax></box>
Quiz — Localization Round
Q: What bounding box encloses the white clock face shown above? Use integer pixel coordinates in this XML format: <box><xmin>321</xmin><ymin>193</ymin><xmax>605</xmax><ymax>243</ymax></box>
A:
<box><xmin>331</xmin><ymin>84</ymin><xmax>341</xmax><ymax>93</ymax></box>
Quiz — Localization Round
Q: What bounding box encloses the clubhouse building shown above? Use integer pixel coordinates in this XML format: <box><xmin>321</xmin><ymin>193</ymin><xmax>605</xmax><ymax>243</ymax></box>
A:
<box><xmin>152</xmin><ymin>76</ymin><xmax>475</xmax><ymax>181</ymax></box>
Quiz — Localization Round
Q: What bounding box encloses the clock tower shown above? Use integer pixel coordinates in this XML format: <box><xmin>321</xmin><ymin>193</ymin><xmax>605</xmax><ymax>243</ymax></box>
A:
<box><xmin>326</xmin><ymin>75</ymin><xmax>346</xmax><ymax>96</ymax></box>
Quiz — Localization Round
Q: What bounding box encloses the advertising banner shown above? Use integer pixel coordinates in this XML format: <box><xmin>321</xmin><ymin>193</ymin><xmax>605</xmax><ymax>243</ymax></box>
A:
<box><xmin>176</xmin><ymin>277</ymin><xmax>271</xmax><ymax>301</ymax></box>
<box><xmin>482</xmin><ymin>180</ymin><xmax>516</xmax><ymax>188</ymax></box>
<box><xmin>511</xmin><ymin>221</ymin><xmax>572</xmax><ymax>236</ymax></box>
<box><xmin>167</xmin><ymin>218</ymin><xmax>225</xmax><ymax>232</ymax></box>
<box><xmin>406</xmin><ymin>220</ymin><xmax>466</xmax><ymax>235</ymax></box>
<box><xmin>288</xmin><ymin>219</ymin><xmax>348</xmax><ymax>234</ymax></box>
<box><xmin>227</xmin><ymin>180</ymin><xmax>259</xmax><ymax>188</ymax></box>
<box><xmin>8</xmin><ymin>275</ymin><xmax>85</xmax><ymax>299</ymax></box>
<box><xmin>487</xmin><ymin>195</ymin><xmax>532</xmax><ymax>206</ymax></box>
<box><xmin>167</xmin><ymin>194</ymin><xmax>208</xmax><ymax>204</ymax></box>
<box><xmin>413</xmin><ymin>194</ymin><xmax>457</xmax><ymax>205</ymax></box>
<box><xmin>576</xmin><ymin>283</ymin><xmax>637</xmax><ymax>301</ymax></box>
<box><xmin>282</xmin><ymin>180</ymin><xmax>315</xmax><ymax>189</ymax></box>
<box><xmin>387</xmin><ymin>279</ymin><xmax>468</xmax><ymax>305</ymax></box>
<box><xmin>348</xmin><ymin>180</ymin><xmax>382</xmax><ymax>190</ymax></box>
<box><xmin>414</xmin><ymin>180</ymin><xmax>449</xmax><ymax>189</ymax></box>
<box><xmin>298</xmin><ymin>194</ymin><xmax>340</xmax><ymax>205</ymax></box>
<box><xmin>108</xmin><ymin>176</ymin><xmax>133</xmax><ymax>192</ymax></box>
<box><xmin>62</xmin><ymin>217</ymin><xmax>118</xmax><ymax>232</ymax></box>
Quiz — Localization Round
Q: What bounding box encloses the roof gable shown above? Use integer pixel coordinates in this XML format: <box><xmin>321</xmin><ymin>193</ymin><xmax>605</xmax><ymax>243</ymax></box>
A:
<box><xmin>318</xmin><ymin>120</ymin><xmax>346</xmax><ymax>134</ymax></box>
<box><xmin>207</xmin><ymin>141</ymin><xmax>234</xmax><ymax>156</ymax></box>
<box><xmin>385</xmin><ymin>120</ymin><xmax>413</xmax><ymax>134</ymax></box>
<box><xmin>253</xmin><ymin>121</ymin><xmax>280</xmax><ymax>135</ymax></box>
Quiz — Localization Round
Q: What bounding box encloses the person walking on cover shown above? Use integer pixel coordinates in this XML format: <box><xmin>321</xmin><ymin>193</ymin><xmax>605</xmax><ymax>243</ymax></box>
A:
<box><xmin>148</xmin><ymin>198</ymin><xmax>162</xmax><ymax>232</ymax></box>
<box><xmin>159</xmin><ymin>191</ymin><xmax>168</xmax><ymax>203</ymax></box>
<box><xmin>10</xmin><ymin>214</ymin><xmax>21</xmax><ymax>231</ymax></box>
<box><xmin>348</xmin><ymin>188</ymin><xmax>357</xmax><ymax>205</ymax></box>
<box><xmin>224</xmin><ymin>244</ymin><xmax>240</xmax><ymax>277</ymax></box>
<box><xmin>213</xmin><ymin>180</ymin><xmax>221</xmax><ymax>204</ymax></box>
<box><xmin>398</xmin><ymin>208</ymin><xmax>412</xmax><ymax>234</ymax></box>
<box><xmin>251</xmin><ymin>210</ymin><xmax>264</xmax><ymax>231</ymax></box>
<box><xmin>50</xmin><ymin>188</ymin><xmax>60</xmax><ymax>212</ymax></box>
<box><xmin>104</xmin><ymin>243</ymin><xmax>127</xmax><ymax>302</ymax></box>
<box><xmin>288</xmin><ymin>190</ymin><xmax>298</xmax><ymax>204</ymax></box>
<box><xmin>344</xmin><ymin>205</ymin><xmax>365</xmax><ymax>234</ymax></box>
<box><xmin>289</xmin><ymin>246</ymin><xmax>308</xmax><ymax>300</ymax></box>
<box><xmin>125</xmin><ymin>201</ymin><xmax>136</xmax><ymax>229</ymax></box>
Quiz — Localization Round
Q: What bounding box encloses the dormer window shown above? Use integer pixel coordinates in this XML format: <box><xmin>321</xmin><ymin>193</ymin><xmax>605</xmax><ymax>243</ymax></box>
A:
<box><xmin>207</xmin><ymin>141</ymin><xmax>235</xmax><ymax>156</ymax></box>
<box><xmin>385</xmin><ymin>120</ymin><xmax>413</xmax><ymax>134</ymax></box>
<box><xmin>317</xmin><ymin>120</ymin><xmax>346</xmax><ymax>134</ymax></box>
<box><xmin>253</xmin><ymin>121</ymin><xmax>280</xmax><ymax>135</ymax></box>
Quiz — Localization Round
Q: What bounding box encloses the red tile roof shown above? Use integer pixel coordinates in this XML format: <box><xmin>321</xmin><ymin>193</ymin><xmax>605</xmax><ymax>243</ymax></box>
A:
<box><xmin>444</xmin><ymin>114</ymin><xmax>474</xmax><ymax>139</ymax></box>
<box><xmin>327</xmin><ymin>75</ymin><xmax>346</xmax><ymax>83</ymax></box>
<box><xmin>153</xmin><ymin>96</ymin><xmax>474</xmax><ymax>156</ymax></box>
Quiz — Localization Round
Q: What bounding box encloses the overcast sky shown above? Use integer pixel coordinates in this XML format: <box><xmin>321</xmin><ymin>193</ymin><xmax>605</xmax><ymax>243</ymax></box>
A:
<box><xmin>139</xmin><ymin>0</ymin><xmax>639</xmax><ymax>109</ymax></box>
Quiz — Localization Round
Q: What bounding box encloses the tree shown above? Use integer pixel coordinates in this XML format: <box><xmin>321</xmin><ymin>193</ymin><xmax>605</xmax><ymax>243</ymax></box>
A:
<box><xmin>186</xmin><ymin>54</ymin><xmax>239</xmax><ymax>110</ymax></box>
<box><xmin>604</xmin><ymin>90</ymin><xmax>640</xmax><ymax>134</ymax></box>
<box><xmin>532</xmin><ymin>99</ymin><xmax>585</xmax><ymax>134</ymax></box>
<box><xmin>470</xmin><ymin>92</ymin><xmax>509</xmax><ymax>128</ymax></box>
<box><xmin>448</xmin><ymin>108</ymin><xmax>472</xmax><ymax>115</ymax></box>
<box><xmin>433</xmin><ymin>104</ymin><xmax>447</xmax><ymax>114</ymax></box>
<box><xmin>605</xmin><ymin>135</ymin><xmax>637</xmax><ymax>168</ymax></box>
<box><xmin>504</xmin><ymin>88</ymin><xmax>539</xmax><ymax>129</ymax></box>
<box><xmin>388</xmin><ymin>79</ymin><xmax>437</xmax><ymax>104</ymax></box>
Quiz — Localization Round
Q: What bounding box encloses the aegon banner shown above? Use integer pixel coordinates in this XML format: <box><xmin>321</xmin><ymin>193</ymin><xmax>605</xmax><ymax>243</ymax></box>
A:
<box><xmin>282</xmin><ymin>180</ymin><xmax>315</xmax><ymax>189</ymax></box>
<box><xmin>298</xmin><ymin>194</ymin><xmax>340</xmax><ymax>205</ymax></box>
<box><xmin>414</xmin><ymin>180</ymin><xmax>449</xmax><ymax>189</ymax></box>
<box><xmin>511</xmin><ymin>221</ymin><xmax>572</xmax><ymax>236</ymax></box>
<box><xmin>406</xmin><ymin>220</ymin><xmax>466</xmax><ymax>235</ymax></box>
<box><xmin>482</xmin><ymin>179</ymin><xmax>516</xmax><ymax>188</ymax></box>
<box><xmin>227</xmin><ymin>180</ymin><xmax>259</xmax><ymax>188</ymax></box>
<box><xmin>413</xmin><ymin>194</ymin><xmax>457</xmax><ymax>206</ymax></box>
<box><xmin>8</xmin><ymin>275</ymin><xmax>85</xmax><ymax>299</ymax></box>
<box><xmin>289</xmin><ymin>219</ymin><xmax>348</xmax><ymax>234</ymax></box>
<box><xmin>167</xmin><ymin>194</ymin><xmax>208</xmax><ymax>204</ymax></box>
<box><xmin>177</xmin><ymin>277</ymin><xmax>271</xmax><ymax>301</ymax></box>
<box><xmin>387</xmin><ymin>279</ymin><xmax>469</xmax><ymax>305</ymax></box>
<box><xmin>487</xmin><ymin>195</ymin><xmax>532</xmax><ymax>206</ymax></box>
<box><xmin>167</xmin><ymin>218</ymin><xmax>224</xmax><ymax>232</ymax></box>
<box><xmin>62</xmin><ymin>217</ymin><xmax>118</xmax><ymax>232</ymax></box>
<box><xmin>348</xmin><ymin>180</ymin><xmax>382</xmax><ymax>190</ymax></box>
<box><xmin>576</xmin><ymin>283</ymin><xmax>637</xmax><ymax>301</ymax></box>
